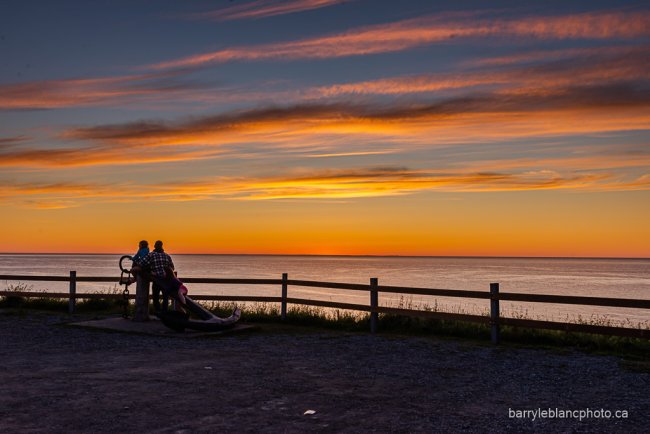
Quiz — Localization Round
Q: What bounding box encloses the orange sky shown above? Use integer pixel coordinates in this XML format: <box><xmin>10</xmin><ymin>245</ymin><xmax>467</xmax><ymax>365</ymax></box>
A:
<box><xmin>1</xmin><ymin>2</ymin><xmax>649</xmax><ymax>257</ymax></box>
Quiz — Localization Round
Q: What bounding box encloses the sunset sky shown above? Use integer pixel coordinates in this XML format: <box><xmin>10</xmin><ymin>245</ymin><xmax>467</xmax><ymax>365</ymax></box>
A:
<box><xmin>1</xmin><ymin>0</ymin><xmax>649</xmax><ymax>257</ymax></box>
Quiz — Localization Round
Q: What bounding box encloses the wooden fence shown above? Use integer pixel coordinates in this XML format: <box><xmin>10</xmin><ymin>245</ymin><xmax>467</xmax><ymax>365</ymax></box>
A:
<box><xmin>1</xmin><ymin>273</ymin><xmax>649</xmax><ymax>342</ymax></box>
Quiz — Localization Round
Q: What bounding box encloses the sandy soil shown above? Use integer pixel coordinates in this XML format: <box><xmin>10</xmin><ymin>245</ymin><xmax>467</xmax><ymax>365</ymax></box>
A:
<box><xmin>0</xmin><ymin>312</ymin><xmax>648</xmax><ymax>433</ymax></box>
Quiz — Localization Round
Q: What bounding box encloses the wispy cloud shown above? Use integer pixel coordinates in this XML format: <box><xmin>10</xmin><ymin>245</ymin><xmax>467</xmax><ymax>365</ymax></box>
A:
<box><xmin>225</xmin><ymin>168</ymin><xmax>613</xmax><ymax>199</ymax></box>
<box><xmin>150</xmin><ymin>10</ymin><xmax>650</xmax><ymax>69</ymax></box>
<box><xmin>304</xmin><ymin>150</ymin><xmax>398</xmax><ymax>158</ymax></box>
<box><xmin>6</xmin><ymin>165</ymin><xmax>650</xmax><ymax>209</ymax></box>
<box><xmin>65</xmin><ymin>83</ymin><xmax>650</xmax><ymax>141</ymax></box>
<box><xmin>0</xmin><ymin>70</ymin><xmax>204</xmax><ymax>110</ymax></box>
<box><xmin>311</xmin><ymin>45</ymin><xmax>650</xmax><ymax>97</ymax></box>
<box><xmin>461</xmin><ymin>151</ymin><xmax>650</xmax><ymax>173</ymax></box>
<box><xmin>0</xmin><ymin>136</ymin><xmax>29</xmax><ymax>149</ymax></box>
<box><xmin>5</xmin><ymin>43</ymin><xmax>646</xmax><ymax>113</ymax></box>
<box><xmin>190</xmin><ymin>0</ymin><xmax>352</xmax><ymax>22</ymax></box>
<box><xmin>0</xmin><ymin>181</ymin><xmax>109</xmax><ymax>209</ymax></box>
<box><xmin>466</xmin><ymin>45</ymin><xmax>625</xmax><ymax>67</ymax></box>
<box><xmin>0</xmin><ymin>144</ymin><xmax>226</xmax><ymax>168</ymax></box>
<box><xmin>2</xmin><ymin>80</ymin><xmax>649</xmax><ymax>169</ymax></box>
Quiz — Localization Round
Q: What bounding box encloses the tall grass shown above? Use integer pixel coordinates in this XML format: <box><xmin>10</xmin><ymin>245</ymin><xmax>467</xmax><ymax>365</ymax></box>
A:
<box><xmin>206</xmin><ymin>301</ymin><xmax>368</xmax><ymax>330</ymax></box>
<box><xmin>76</xmin><ymin>286</ymin><xmax>127</xmax><ymax>312</ymax></box>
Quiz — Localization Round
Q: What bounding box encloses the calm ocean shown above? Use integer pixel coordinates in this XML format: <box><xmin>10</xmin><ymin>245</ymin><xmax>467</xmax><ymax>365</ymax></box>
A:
<box><xmin>1</xmin><ymin>254</ymin><xmax>648</xmax><ymax>326</ymax></box>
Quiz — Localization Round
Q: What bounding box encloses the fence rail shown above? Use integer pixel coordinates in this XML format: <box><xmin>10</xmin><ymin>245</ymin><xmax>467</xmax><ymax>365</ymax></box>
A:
<box><xmin>1</xmin><ymin>273</ymin><xmax>648</xmax><ymax>341</ymax></box>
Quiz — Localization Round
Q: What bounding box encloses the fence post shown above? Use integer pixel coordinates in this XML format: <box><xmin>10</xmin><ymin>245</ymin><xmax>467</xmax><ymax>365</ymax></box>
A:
<box><xmin>370</xmin><ymin>277</ymin><xmax>378</xmax><ymax>334</ymax></box>
<box><xmin>133</xmin><ymin>274</ymin><xmax>150</xmax><ymax>322</ymax></box>
<box><xmin>281</xmin><ymin>273</ymin><xmax>288</xmax><ymax>321</ymax></box>
<box><xmin>490</xmin><ymin>282</ymin><xmax>500</xmax><ymax>344</ymax></box>
<box><xmin>68</xmin><ymin>271</ymin><xmax>76</xmax><ymax>314</ymax></box>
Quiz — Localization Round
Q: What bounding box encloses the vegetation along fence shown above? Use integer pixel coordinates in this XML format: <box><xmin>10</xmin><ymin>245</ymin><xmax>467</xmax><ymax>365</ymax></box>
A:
<box><xmin>1</xmin><ymin>272</ymin><xmax>649</xmax><ymax>343</ymax></box>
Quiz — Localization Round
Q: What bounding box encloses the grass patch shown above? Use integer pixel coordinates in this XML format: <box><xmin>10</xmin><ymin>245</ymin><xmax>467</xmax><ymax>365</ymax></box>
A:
<box><xmin>202</xmin><ymin>300</ymin><xmax>649</xmax><ymax>357</ymax></box>
<box><xmin>0</xmin><ymin>283</ymin><xmax>68</xmax><ymax>312</ymax></box>
<box><xmin>376</xmin><ymin>312</ymin><xmax>650</xmax><ymax>358</ymax></box>
<box><xmin>76</xmin><ymin>286</ymin><xmax>126</xmax><ymax>313</ymax></box>
<box><xmin>205</xmin><ymin>301</ymin><xmax>368</xmax><ymax>331</ymax></box>
<box><xmin>497</xmin><ymin>324</ymin><xmax>650</xmax><ymax>358</ymax></box>
<box><xmin>2</xmin><ymin>289</ymin><xmax>648</xmax><ymax>357</ymax></box>
<box><xmin>0</xmin><ymin>283</ymin><xmax>126</xmax><ymax>314</ymax></box>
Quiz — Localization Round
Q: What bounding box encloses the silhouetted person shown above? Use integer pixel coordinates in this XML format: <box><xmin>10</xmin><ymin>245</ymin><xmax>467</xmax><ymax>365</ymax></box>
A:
<box><xmin>128</xmin><ymin>240</ymin><xmax>149</xmax><ymax>284</ymax></box>
<box><xmin>140</xmin><ymin>240</ymin><xmax>174</xmax><ymax>313</ymax></box>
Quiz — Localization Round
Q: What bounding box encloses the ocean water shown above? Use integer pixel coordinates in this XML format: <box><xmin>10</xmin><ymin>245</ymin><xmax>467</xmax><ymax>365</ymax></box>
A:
<box><xmin>1</xmin><ymin>254</ymin><xmax>649</xmax><ymax>326</ymax></box>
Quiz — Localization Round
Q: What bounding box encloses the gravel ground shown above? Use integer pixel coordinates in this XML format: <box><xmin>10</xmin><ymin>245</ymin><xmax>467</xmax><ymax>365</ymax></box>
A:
<box><xmin>0</xmin><ymin>311</ymin><xmax>648</xmax><ymax>433</ymax></box>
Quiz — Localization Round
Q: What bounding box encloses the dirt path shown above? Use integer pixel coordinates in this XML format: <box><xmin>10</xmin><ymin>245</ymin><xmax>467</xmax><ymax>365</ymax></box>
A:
<box><xmin>0</xmin><ymin>312</ymin><xmax>647</xmax><ymax>433</ymax></box>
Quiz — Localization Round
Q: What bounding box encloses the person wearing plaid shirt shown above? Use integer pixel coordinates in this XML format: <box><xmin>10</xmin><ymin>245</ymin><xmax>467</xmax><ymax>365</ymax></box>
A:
<box><xmin>141</xmin><ymin>240</ymin><xmax>175</xmax><ymax>277</ymax></box>
<box><xmin>140</xmin><ymin>240</ymin><xmax>175</xmax><ymax>312</ymax></box>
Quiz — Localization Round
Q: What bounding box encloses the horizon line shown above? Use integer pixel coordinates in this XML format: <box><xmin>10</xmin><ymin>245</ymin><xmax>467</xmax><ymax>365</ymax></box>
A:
<box><xmin>0</xmin><ymin>252</ymin><xmax>648</xmax><ymax>260</ymax></box>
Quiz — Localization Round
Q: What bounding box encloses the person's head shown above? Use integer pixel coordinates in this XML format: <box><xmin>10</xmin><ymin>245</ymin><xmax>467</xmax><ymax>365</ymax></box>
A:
<box><xmin>139</xmin><ymin>240</ymin><xmax>148</xmax><ymax>249</ymax></box>
<box><xmin>154</xmin><ymin>240</ymin><xmax>164</xmax><ymax>251</ymax></box>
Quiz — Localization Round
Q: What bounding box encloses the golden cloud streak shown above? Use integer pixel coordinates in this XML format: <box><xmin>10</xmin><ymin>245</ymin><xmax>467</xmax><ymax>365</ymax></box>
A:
<box><xmin>4</xmin><ymin>165</ymin><xmax>649</xmax><ymax>209</ymax></box>
<box><xmin>151</xmin><ymin>10</ymin><xmax>650</xmax><ymax>69</ymax></box>
<box><xmin>304</xmin><ymin>150</ymin><xmax>398</xmax><ymax>158</ymax></box>
<box><xmin>62</xmin><ymin>81</ymin><xmax>650</xmax><ymax>146</ymax></box>
<box><xmin>0</xmin><ymin>145</ymin><xmax>225</xmax><ymax>168</ymax></box>
<box><xmin>3</xmin><ymin>93</ymin><xmax>649</xmax><ymax>169</ymax></box>
<box><xmin>232</xmin><ymin>169</ymin><xmax>613</xmax><ymax>200</ymax></box>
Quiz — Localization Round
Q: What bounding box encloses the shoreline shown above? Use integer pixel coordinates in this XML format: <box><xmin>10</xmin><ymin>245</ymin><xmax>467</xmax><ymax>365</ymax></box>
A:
<box><xmin>1</xmin><ymin>252</ymin><xmax>649</xmax><ymax>260</ymax></box>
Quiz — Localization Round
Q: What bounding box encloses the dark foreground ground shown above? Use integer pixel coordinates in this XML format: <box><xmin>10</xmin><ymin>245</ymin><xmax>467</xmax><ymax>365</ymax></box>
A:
<box><xmin>0</xmin><ymin>312</ymin><xmax>648</xmax><ymax>433</ymax></box>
